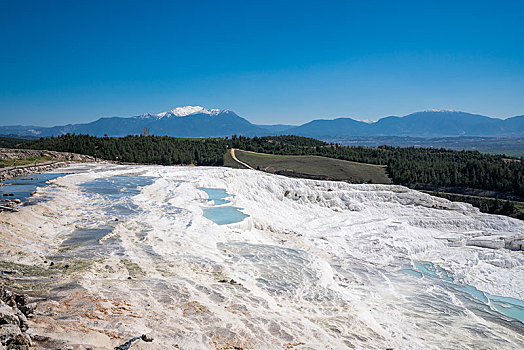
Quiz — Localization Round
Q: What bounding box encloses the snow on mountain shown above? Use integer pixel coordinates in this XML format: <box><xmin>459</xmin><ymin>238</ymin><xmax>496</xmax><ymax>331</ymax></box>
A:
<box><xmin>139</xmin><ymin>105</ymin><xmax>222</xmax><ymax>118</ymax></box>
<box><xmin>423</xmin><ymin>109</ymin><xmax>458</xmax><ymax>113</ymax></box>
<box><xmin>2</xmin><ymin>109</ymin><xmax>524</xmax><ymax>138</ymax></box>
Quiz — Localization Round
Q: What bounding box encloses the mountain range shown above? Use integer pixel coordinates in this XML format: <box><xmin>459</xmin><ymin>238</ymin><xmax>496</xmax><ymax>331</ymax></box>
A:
<box><xmin>1</xmin><ymin>106</ymin><xmax>523</xmax><ymax>138</ymax></box>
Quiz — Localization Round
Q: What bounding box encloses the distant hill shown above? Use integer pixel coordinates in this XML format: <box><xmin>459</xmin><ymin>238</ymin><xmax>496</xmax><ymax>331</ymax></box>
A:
<box><xmin>1</xmin><ymin>107</ymin><xmax>523</xmax><ymax>138</ymax></box>
<box><xmin>285</xmin><ymin>117</ymin><xmax>369</xmax><ymax>137</ymax></box>
<box><xmin>254</xmin><ymin>124</ymin><xmax>295</xmax><ymax>133</ymax></box>
<box><xmin>287</xmin><ymin>111</ymin><xmax>524</xmax><ymax>137</ymax></box>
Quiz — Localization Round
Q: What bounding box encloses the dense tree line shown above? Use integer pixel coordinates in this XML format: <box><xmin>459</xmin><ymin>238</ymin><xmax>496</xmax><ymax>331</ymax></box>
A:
<box><xmin>20</xmin><ymin>134</ymin><xmax>226</xmax><ymax>166</ymax></box>
<box><xmin>0</xmin><ymin>136</ymin><xmax>29</xmax><ymax>149</ymax></box>
<box><xmin>16</xmin><ymin>134</ymin><xmax>524</xmax><ymax>199</ymax></box>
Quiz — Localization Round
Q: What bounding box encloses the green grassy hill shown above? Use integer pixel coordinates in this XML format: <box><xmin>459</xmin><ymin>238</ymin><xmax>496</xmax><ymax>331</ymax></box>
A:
<box><xmin>223</xmin><ymin>148</ymin><xmax>244</xmax><ymax>169</ymax></box>
<box><xmin>231</xmin><ymin>149</ymin><xmax>391</xmax><ymax>184</ymax></box>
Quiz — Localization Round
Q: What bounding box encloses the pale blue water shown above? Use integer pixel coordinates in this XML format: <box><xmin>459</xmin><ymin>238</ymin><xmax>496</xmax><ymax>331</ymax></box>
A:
<box><xmin>458</xmin><ymin>285</ymin><xmax>490</xmax><ymax>304</ymax></box>
<box><xmin>0</xmin><ymin>173</ymin><xmax>70</xmax><ymax>204</ymax></box>
<box><xmin>79</xmin><ymin>175</ymin><xmax>156</xmax><ymax>217</ymax></box>
<box><xmin>58</xmin><ymin>175</ymin><xmax>157</xmax><ymax>258</ymax></box>
<box><xmin>413</xmin><ymin>260</ymin><xmax>454</xmax><ymax>282</ymax></box>
<box><xmin>487</xmin><ymin>294</ymin><xmax>524</xmax><ymax>322</ymax></box>
<box><xmin>198</xmin><ymin>187</ymin><xmax>231</xmax><ymax>205</ymax></box>
<box><xmin>199</xmin><ymin>187</ymin><xmax>249</xmax><ymax>225</ymax></box>
<box><xmin>402</xmin><ymin>260</ymin><xmax>524</xmax><ymax>323</ymax></box>
<box><xmin>398</xmin><ymin>268</ymin><xmax>423</xmax><ymax>278</ymax></box>
<box><xmin>80</xmin><ymin>175</ymin><xmax>156</xmax><ymax>198</ymax></box>
<box><xmin>203</xmin><ymin>206</ymin><xmax>249</xmax><ymax>225</ymax></box>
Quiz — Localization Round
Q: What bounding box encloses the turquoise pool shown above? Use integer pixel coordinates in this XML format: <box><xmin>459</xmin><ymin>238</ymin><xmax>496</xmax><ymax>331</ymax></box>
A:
<box><xmin>402</xmin><ymin>260</ymin><xmax>524</xmax><ymax>323</ymax></box>
<box><xmin>199</xmin><ymin>187</ymin><xmax>249</xmax><ymax>225</ymax></box>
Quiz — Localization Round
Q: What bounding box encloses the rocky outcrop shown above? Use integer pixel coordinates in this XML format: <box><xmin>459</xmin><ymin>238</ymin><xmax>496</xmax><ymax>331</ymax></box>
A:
<box><xmin>0</xmin><ymin>148</ymin><xmax>95</xmax><ymax>182</ymax></box>
<box><xmin>0</xmin><ymin>287</ymin><xmax>35</xmax><ymax>349</ymax></box>
<box><xmin>0</xmin><ymin>161</ymin><xmax>68</xmax><ymax>182</ymax></box>
<box><xmin>0</xmin><ymin>148</ymin><xmax>94</xmax><ymax>162</ymax></box>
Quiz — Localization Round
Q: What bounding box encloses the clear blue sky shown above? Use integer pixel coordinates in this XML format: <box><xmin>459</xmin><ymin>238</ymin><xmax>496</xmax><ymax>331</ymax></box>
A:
<box><xmin>1</xmin><ymin>0</ymin><xmax>523</xmax><ymax>126</ymax></box>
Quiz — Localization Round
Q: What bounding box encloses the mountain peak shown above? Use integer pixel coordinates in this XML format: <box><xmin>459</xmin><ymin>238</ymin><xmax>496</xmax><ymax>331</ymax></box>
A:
<box><xmin>166</xmin><ymin>106</ymin><xmax>222</xmax><ymax>117</ymax></box>
<box><xmin>139</xmin><ymin>106</ymin><xmax>222</xmax><ymax>119</ymax></box>
<box><xmin>421</xmin><ymin>109</ymin><xmax>459</xmax><ymax>113</ymax></box>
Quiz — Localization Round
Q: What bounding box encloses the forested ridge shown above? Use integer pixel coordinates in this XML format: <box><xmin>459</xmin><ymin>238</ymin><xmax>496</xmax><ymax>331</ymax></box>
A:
<box><xmin>13</xmin><ymin>133</ymin><xmax>524</xmax><ymax>199</ymax></box>
<box><xmin>0</xmin><ymin>136</ymin><xmax>31</xmax><ymax>149</ymax></box>
<box><xmin>16</xmin><ymin>134</ymin><xmax>226</xmax><ymax>166</ymax></box>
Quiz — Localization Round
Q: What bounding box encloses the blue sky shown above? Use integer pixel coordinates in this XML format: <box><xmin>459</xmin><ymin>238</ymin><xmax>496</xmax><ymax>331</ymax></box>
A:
<box><xmin>0</xmin><ymin>0</ymin><xmax>523</xmax><ymax>126</ymax></box>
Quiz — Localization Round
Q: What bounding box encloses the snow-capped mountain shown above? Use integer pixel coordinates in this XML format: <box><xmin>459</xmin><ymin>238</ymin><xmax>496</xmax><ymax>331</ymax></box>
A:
<box><xmin>139</xmin><ymin>106</ymin><xmax>223</xmax><ymax>119</ymax></box>
<box><xmin>1</xmin><ymin>108</ymin><xmax>524</xmax><ymax>138</ymax></box>
<box><xmin>0</xmin><ymin>106</ymin><xmax>269</xmax><ymax>138</ymax></box>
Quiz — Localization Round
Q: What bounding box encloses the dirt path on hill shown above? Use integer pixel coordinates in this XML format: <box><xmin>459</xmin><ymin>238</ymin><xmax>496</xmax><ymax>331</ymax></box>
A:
<box><xmin>230</xmin><ymin>148</ymin><xmax>254</xmax><ymax>170</ymax></box>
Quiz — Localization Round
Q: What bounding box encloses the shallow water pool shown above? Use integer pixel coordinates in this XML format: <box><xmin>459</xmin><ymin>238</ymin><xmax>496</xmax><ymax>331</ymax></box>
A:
<box><xmin>198</xmin><ymin>187</ymin><xmax>231</xmax><ymax>205</ymax></box>
<box><xmin>199</xmin><ymin>187</ymin><xmax>249</xmax><ymax>225</ymax></box>
<box><xmin>202</xmin><ymin>206</ymin><xmax>249</xmax><ymax>225</ymax></box>
<box><xmin>0</xmin><ymin>172</ymin><xmax>70</xmax><ymax>203</ymax></box>
<box><xmin>402</xmin><ymin>260</ymin><xmax>524</xmax><ymax>323</ymax></box>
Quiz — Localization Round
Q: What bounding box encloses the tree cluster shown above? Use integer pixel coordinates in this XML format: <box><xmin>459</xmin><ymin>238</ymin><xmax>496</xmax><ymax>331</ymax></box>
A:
<box><xmin>21</xmin><ymin>134</ymin><xmax>226</xmax><ymax>166</ymax></box>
